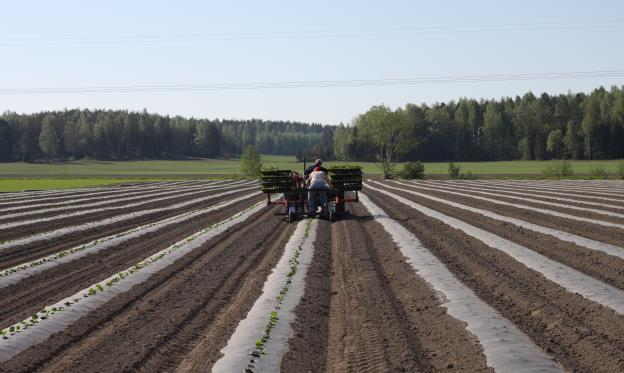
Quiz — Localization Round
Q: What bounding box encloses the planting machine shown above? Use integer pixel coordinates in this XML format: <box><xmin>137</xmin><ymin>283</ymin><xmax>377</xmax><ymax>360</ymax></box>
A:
<box><xmin>260</xmin><ymin>164</ymin><xmax>363</xmax><ymax>222</ymax></box>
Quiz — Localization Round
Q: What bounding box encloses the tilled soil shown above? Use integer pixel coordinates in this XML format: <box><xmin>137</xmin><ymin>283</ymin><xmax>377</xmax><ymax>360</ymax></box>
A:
<box><xmin>0</xmin><ymin>182</ymin><xmax>199</xmax><ymax>213</ymax></box>
<box><xmin>0</xmin><ymin>191</ymin><xmax>262</xmax><ymax>270</ymax></box>
<box><xmin>0</xmin><ymin>184</ymin><xmax>220</xmax><ymax>223</ymax></box>
<box><xmin>371</xmin><ymin>183</ymin><xmax>624</xmax><ymax>290</ymax></box>
<box><xmin>428</xmin><ymin>182</ymin><xmax>624</xmax><ymax>212</ymax></box>
<box><xmin>2</xmin><ymin>180</ymin><xmax>624</xmax><ymax>372</ymax></box>
<box><xmin>387</xmin><ymin>182</ymin><xmax>624</xmax><ymax>246</ymax></box>
<box><xmin>365</xmin><ymin>187</ymin><xmax>624</xmax><ymax>373</ymax></box>
<box><xmin>0</xmin><ymin>187</ymin><xmax>252</xmax><ymax>241</ymax></box>
<box><xmin>0</xmin><ymin>205</ymin><xmax>294</xmax><ymax>373</ymax></box>
<box><xmin>437</xmin><ymin>187</ymin><xmax>624</xmax><ymax>225</ymax></box>
<box><xmin>282</xmin><ymin>204</ymin><xmax>491</xmax><ymax>372</ymax></box>
<box><xmin>0</xmin><ymin>194</ymin><xmax>265</xmax><ymax>329</ymax></box>
<box><xmin>430</xmin><ymin>181</ymin><xmax>624</xmax><ymax>204</ymax></box>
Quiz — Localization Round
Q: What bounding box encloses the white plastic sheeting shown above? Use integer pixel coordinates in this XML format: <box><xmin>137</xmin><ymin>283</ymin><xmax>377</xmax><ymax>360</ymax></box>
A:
<box><xmin>365</xmin><ymin>183</ymin><xmax>624</xmax><ymax>315</ymax></box>
<box><xmin>387</xmin><ymin>181</ymin><xmax>624</xmax><ymax>230</ymax></box>
<box><xmin>213</xmin><ymin>219</ymin><xmax>318</xmax><ymax>373</ymax></box>
<box><xmin>0</xmin><ymin>185</ymin><xmax>258</xmax><ymax>251</ymax></box>
<box><xmin>360</xmin><ymin>192</ymin><xmax>562</xmax><ymax>373</ymax></box>
<box><xmin>0</xmin><ymin>198</ymin><xmax>270</xmax><ymax>362</ymax></box>
<box><xmin>0</xmin><ymin>191</ymin><xmax>260</xmax><ymax>288</ymax></box>
<box><xmin>371</xmin><ymin>181</ymin><xmax>624</xmax><ymax>260</ymax></box>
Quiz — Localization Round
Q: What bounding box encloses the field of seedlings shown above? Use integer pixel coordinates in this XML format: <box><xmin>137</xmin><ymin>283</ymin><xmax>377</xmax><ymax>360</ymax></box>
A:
<box><xmin>1</xmin><ymin>179</ymin><xmax>624</xmax><ymax>372</ymax></box>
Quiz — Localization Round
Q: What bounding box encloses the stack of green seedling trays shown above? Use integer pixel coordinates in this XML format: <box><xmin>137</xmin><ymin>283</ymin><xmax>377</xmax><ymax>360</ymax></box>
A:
<box><xmin>327</xmin><ymin>165</ymin><xmax>363</xmax><ymax>191</ymax></box>
<box><xmin>260</xmin><ymin>169</ymin><xmax>294</xmax><ymax>193</ymax></box>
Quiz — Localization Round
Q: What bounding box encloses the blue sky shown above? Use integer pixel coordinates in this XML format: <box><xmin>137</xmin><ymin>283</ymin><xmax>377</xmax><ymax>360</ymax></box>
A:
<box><xmin>1</xmin><ymin>0</ymin><xmax>624</xmax><ymax>124</ymax></box>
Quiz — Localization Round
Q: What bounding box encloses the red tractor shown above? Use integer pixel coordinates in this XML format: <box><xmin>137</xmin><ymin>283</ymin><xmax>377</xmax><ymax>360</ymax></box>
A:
<box><xmin>260</xmin><ymin>165</ymin><xmax>362</xmax><ymax>223</ymax></box>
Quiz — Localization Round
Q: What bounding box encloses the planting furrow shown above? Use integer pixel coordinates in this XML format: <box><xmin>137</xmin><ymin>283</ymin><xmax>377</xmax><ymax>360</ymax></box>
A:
<box><xmin>363</xmin><ymin>187</ymin><xmax>624</xmax><ymax>372</ymax></box>
<box><xmin>367</xmin><ymin>183</ymin><xmax>624</xmax><ymax>314</ymax></box>
<box><xmin>0</xmin><ymin>201</ymin><xmax>293</xmax><ymax>373</ymax></box>
<box><xmin>0</xmin><ymin>193</ymin><xmax>264</xmax><ymax>330</ymax></box>
<box><xmin>283</xmin><ymin>208</ymin><xmax>495</xmax><ymax>372</ymax></box>
<box><xmin>0</xmin><ymin>183</ymin><xmax>256</xmax><ymax>242</ymax></box>
<box><xmin>0</xmin><ymin>192</ymin><xmax>261</xmax><ymax>287</ymax></box>
<box><xmin>0</xmin><ymin>187</ymin><xmax>259</xmax><ymax>268</ymax></box>
<box><xmin>496</xmin><ymin>179</ymin><xmax>624</xmax><ymax>190</ymax></box>
<box><xmin>359</xmin><ymin>193</ymin><xmax>561</xmax><ymax>372</ymax></box>
<box><xmin>484</xmin><ymin>181</ymin><xmax>624</xmax><ymax>198</ymax></box>
<box><xmin>448</xmin><ymin>180</ymin><xmax>624</xmax><ymax>205</ymax></box>
<box><xmin>0</xmin><ymin>180</ymin><xmax>217</xmax><ymax>213</ymax></box>
<box><xmin>0</xmin><ymin>180</ymin><xmax>192</xmax><ymax>204</ymax></box>
<box><xmin>390</xmin><ymin>181</ymin><xmax>624</xmax><ymax>230</ymax></box>
<box><xmin>370</xmin><ymin>181</ymin><xmax>624</xmax><ymax>291</ymax></box>
<box><xmin>211</xmin><ymin>219</ymin><xmax>317</xmax><ymax>373</ymax></box>
<box><xmin>0</xmin><ymin>181</ymin><xmax>251</xmax><ymax>229</ymax></box>
<box><xmin>0</xmin><ymin>180</ymin><xmax>239</xmax><ymax>221</ymax></box>
<box><xmin>428</xmin><ymin>180</ymin><xmax>624</xmax><ymax>211</ymax></box>
<box><xmin>383</xmin><ymin>182</ymin><xmax>624</xmax><ymax>247</ymax></box>
<box><xmin>522</xmin><ymin>180</ymin><xmax>624</xmax><ymax>193</ymax></box>
<box><xmin>410</xmin><ymin>181</ymin><xmax>624</xmax><ymax>221</ymax></box>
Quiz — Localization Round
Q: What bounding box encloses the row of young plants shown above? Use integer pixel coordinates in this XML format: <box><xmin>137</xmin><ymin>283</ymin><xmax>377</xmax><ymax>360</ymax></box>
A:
<box><xmin>0</xmin><ymin>180</ymin><xmax>217</xmax><ymax>213</ymax></box>
<box><xmin>0</xmin><ymin>185</ymin><xmax>258</xmax><ymax>252</ymax></box>
<box><xmin>0</xmin><ymin>180</ymin><xmax>190</xmax><ymax>204</ymax></box>
<box><xmin>0</xmin><ymin>191</ymin><xmax>259</xmax><ymax>280</ymax></box>
<box><xmin>0</xmin><ymin>199</ymin><xmax>269</xmax><ymax>340</ymax></box>
<box><xmin>0</xmin><ymin>181</ymin><xmax>232</xmax><ymax>221</ymax></box>
<box><xmin>0</xmin><ymin>181</ymin><xmax>250</xmax><ymax>230</ymax></box>
<box><xmin>247</xmin><ymin>219</ymin><xmax>312</xmax><ymax>368</ymax></box>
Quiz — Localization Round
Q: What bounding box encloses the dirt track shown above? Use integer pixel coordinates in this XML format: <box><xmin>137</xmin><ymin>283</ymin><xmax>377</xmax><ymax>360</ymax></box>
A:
<box><xmin>2</xmin><ymin>180</ymin><xmax>624</xmax><ymax>372</ymax></box>
<box><xmin>282</xmin><ymin>206</ymin><xmax>492</xmax><ymax>372</ymax></box>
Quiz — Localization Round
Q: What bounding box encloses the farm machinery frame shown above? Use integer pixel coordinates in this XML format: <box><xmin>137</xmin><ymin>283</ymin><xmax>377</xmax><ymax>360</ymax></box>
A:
<box><xmin>260</xmin><ymin>165</ymin><xmax>363</xmax><ymax>222</ymax></box>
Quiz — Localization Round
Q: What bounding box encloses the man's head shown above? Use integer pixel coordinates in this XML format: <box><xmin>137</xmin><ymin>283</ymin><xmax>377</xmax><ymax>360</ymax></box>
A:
<box><xmin>314</xmin><ymin>166</ymin><xmax>321</xmax><ymax>172</ymax></box>
<box><xmin>315</xmin><ymin>159</ymin><xmax>323</xmax><ymax>166</ymax></box>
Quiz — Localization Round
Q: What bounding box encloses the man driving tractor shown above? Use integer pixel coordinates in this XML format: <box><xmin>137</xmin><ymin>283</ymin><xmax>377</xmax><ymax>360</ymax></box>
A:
<box><xmin>305</xmin><ymin>160</ymin><xmax>331</xmax><ymax>216</ymax></box>
<box><xmin>304</xmin><ymin>158</ymin><xmax>328</xmax><ymax>179</ymax></box>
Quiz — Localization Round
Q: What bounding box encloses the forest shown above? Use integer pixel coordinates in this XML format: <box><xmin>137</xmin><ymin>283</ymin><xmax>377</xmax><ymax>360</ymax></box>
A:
<box><xmin>0</xmin><ymin>85</ymin><xmax>623</xmax><ymax>163</ymax></box>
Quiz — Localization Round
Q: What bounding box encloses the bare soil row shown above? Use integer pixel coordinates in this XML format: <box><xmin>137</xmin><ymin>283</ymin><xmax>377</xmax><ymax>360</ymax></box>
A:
<box><xmin>357</xmin><ymin>185</ymin><xmax>624</xmax><ymax>372</ymax></box>
<box><xmin>390</xmin><ymin>181</ymin><xmax>624</xmax><ymax>247</ymax></box>
<box><xmin>282</xmin><ymin>204</ymin><xmax>492</xmax><ymax>372</ymax></box>
<box><xmin>0</xmin><ymin>182</ymin><xmax>224</xmax><ymax>222</ymax></box>
<box><xmin>425</xmin><ymin>181</ymin><xmax>624</xmax><ymax>212</ymax></box>
<box><xmin>0</xmin><ymin>204</ymin><xmax>293</xmax><ymax>373</ymax></box>
<box><xmin>0</xmin><ymin>193</ymin><xmax>264</xmax><ymax>330</ymax></box>
<box><xmin>0</xmin><ymin>190</ymin><xmax>262</xmax><ymax>271</ymax></box>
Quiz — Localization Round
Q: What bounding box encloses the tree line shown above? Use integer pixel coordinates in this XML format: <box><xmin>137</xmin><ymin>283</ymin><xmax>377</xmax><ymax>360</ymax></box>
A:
<box><xmin>337</xmin><ymin>85</ymin><xmax>624</xmax><ymax>164</ymax></box>
<box><xmin>0</xmin><ymin>85</ymin><xmax>623</xmax><ymax>163</ymax></box>
<box><xmin>0</xmin><ymin>109</ymin><xmax>328</xmax><ymax>162</ymax></box>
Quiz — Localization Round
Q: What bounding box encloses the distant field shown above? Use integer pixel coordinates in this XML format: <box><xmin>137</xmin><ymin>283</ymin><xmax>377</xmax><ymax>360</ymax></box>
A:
<box><xmin>0</xmin><ymin>178</ymin><xmax>181</xmax><ymax>192</ymax></box>
<box><xmin>0</xmin><ymin>157</ymin><xmax>623</xmax><ymax>191</ymax></box>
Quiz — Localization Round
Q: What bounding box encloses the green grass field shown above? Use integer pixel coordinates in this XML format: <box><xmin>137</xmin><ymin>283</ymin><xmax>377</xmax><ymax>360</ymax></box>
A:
<box><xmin>0</xmin><ymin>156</ymin><xmax>622</xmax><ymax>191</ymax></box>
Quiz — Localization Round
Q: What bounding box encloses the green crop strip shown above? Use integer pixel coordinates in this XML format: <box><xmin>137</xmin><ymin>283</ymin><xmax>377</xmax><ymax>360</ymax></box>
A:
<box><xmin>247</xmin><ymin>220</ymin><xmax>312</xmax><ymax>369</ymax></box>
<box><xmin>0</xmin><ymin>200</ymin><xmax>268</xmax><ymax>340</ymax></box>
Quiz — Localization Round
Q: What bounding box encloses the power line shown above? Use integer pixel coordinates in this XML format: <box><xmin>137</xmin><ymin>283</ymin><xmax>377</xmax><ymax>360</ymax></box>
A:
<box><xmin>1</xmin><ymin>19</ymin><xmax>624</xmax><ymax>46</ymax></box>
<box><xmin>1</xmin><ymin>69</ymin><xmax>623</xmax><ymax>95</ymax></box>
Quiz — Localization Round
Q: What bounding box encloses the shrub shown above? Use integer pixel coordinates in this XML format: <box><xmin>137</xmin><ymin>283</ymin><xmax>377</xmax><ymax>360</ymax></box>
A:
<box><xmin>589</xmin><ymin>164</ymin><xmax>608</xmax><ymax>179</ymax></box>
<box><xmin>399</xmin><ymin>161</ymin><xmax>425</xmax><ymax>179</ymax></box>
<box><xmin>542</xmin><ymin>161</ymin><xmax>573</xmax><ymax>178</ymax></box>
<box><xmin>448</xmin><ymin>162</ymin><xmax>461</xmax><ymax>178</ymax></box>
<box><xmin>617</xmin><ymin>162</ymin><xmax>624</xmax><ymax>180</ymax></box>
<box><xmin>240</xmin><ymin>145</ymin><xmax>262</xmax><ymax>178</ymax></box>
